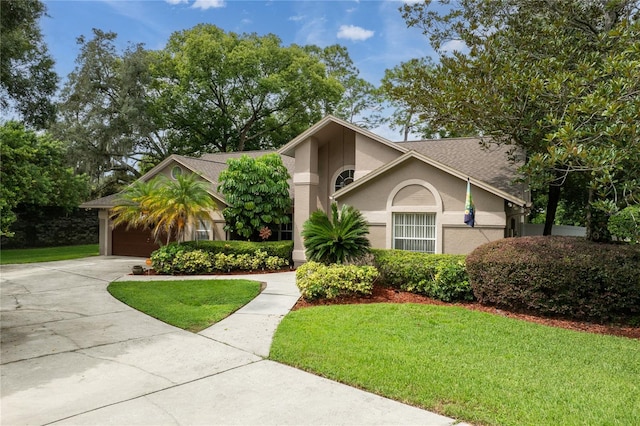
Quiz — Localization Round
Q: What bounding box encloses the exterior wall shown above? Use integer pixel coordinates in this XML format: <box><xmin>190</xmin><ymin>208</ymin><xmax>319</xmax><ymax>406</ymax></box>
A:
<box><xmin>354</xmin><ymin>133</ymin><xmax>401</xmax><ymax>180</ymax></box>
<box><xmin>442</xmin><ymin>227</ymin><xmax>505</xmax><ymax>254</ymax></box>
<box><xmin>338</xmin><ymin>157</ymin><xmax>508</xmax><ymax>254</ymax></box>
<box><xmin>292</xmin><ymin>137</ymin><xmax>319</xmax><ymax>265</ymax></box>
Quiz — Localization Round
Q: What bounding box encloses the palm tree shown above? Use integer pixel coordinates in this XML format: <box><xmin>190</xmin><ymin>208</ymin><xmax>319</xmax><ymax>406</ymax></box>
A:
<box><xmin>110</xmin><ymin>178</ymin><xmax>161</xmax><ymax>232</ymax></box>
<box><xmin>301</xmin><ymin>203</ymin><xmax>370</xmax><ymax>264</ymax></box>
<box><xmin>151</xmin><ymin>174</ymin><xmax>216</xmax><ymax>244</ymax></box>
<box><xmin>110</xmin><ymin>173</ymin><xmax>216</xmax><ymax>245</ymax></box>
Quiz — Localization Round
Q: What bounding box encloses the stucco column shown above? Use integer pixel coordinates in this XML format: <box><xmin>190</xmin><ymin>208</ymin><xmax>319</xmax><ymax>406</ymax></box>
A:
<box><xmin>98</xmin><ymin>209</ymin><xmax>112</xmax><ymax>255</ymax></box>
<box><xmin>292</xmin><ymin>137</ymin><xmax>319</xmax><ymax>266</ymax></box>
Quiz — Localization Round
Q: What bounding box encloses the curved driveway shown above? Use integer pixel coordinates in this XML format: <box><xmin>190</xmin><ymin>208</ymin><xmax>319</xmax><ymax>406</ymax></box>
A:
<box><xmin>1</xmin><ymin>257</ymin><xmax>461</xmax><ymax>425</ymax></box>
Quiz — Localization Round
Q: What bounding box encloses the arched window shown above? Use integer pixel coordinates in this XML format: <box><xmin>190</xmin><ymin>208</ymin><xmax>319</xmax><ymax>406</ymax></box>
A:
<box><xmin>334</xmin><ymin>169</ymin><xmax>355</xmax><ymax>192</ymax></box>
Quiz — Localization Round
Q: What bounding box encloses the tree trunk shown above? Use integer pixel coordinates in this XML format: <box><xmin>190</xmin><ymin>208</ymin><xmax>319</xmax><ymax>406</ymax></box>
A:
<box><xmin>543</xmin><ymin>182</ymin><xmax>561</xmax><ymax>236</ymax></box>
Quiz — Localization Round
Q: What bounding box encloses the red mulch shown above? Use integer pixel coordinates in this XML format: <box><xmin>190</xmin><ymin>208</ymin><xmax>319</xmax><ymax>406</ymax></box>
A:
<box><xmin>293</xmin><ymin>286</ymin><xmax>640</xmax><ymax>340</ymax></box>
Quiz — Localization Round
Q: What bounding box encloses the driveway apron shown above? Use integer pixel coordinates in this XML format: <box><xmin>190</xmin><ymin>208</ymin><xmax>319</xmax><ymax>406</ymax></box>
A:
<box><xmin>1</xmin><ymin>257</ymin><xmax>461</xmax><ymax>426</ymax></box>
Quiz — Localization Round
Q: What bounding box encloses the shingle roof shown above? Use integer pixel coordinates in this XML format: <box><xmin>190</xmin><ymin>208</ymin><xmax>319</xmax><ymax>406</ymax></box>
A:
<box><xmin>396</xmin><ymin>138</ymin><xmax>526</xmax><ymax>200</ymax></box>
<box><xmin>81</xmin><ymin>151</ymin><xmax>295</xmax><ymax>209</ymax></box>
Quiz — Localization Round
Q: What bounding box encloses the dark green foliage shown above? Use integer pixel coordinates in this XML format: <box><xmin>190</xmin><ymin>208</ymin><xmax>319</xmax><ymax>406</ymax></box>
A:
<box><xmin>608</xmin><ymin>205</ymin><xmax>640</xmax><ymax>243</ymax></box>
<box><xmin>466</xmin><ymin>236</ymin><xmax>640</xmax><ymax>322</ymax></box>
<box><xmin>0</xmin><ymin>0</ymin><xmax>58</xmax><ymax>128</ymax></box>
<box><xmin>371</xmin><ymin>249</ymin><xmax>473</xmax><ymax>302</ymax></box>
<box><xmin>218</xmin><ymin>154</ymin><xmax>291</xmax><ymax>241</ymax></box>
<box><xmin>0</xmin><ymin>207</ymin><xmax>97</xmax><ymax>249</ymax></box>
<box><xmin>181</xmin><ymin>240</ymin><xmax>293</xmax><ymax>260</ymax></box>
<box><xmin>301</xmin><ymin>203</ymin><xmax>370</xmax><ymax>265</ymax></box>
<box><xmin>0</xmin><ymin>122</ymin><xmax>90</xmax><ymax>236</ymax></box>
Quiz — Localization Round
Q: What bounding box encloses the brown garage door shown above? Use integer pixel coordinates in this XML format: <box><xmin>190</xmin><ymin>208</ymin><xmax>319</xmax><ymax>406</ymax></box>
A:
<box><xmin>111</xmin><ymin>225</ymin><xmax>161</xmax><ymax>257</ymax></box>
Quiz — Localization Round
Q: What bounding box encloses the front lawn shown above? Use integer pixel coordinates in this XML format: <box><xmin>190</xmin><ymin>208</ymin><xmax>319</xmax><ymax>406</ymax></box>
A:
<box><xmin>0</xmin><ymin>244</ymin><xmax>99</xmax><ymax>264</ymax></box>
<box><xmin>108</xmin><ymin>279</ymin><xmax>261</xmax><ymax>332</ymax></box>
<box><xmin>270</xmin><ymin>303</ymin><xmax>640</xmax><ymax>426</ymax></box>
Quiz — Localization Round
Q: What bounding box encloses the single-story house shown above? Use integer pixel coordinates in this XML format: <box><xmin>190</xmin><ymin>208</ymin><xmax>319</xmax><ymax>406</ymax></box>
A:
<box><xmin>82</xmin><ymin>115</ymin><xmax>529</xmax><ymax>264</ymax></box>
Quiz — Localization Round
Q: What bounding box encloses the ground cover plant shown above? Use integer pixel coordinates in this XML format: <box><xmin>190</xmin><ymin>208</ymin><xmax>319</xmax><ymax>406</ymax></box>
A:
<box><xmin>108</xmin><ymin>279</ymin><xmax>260</xmax><ymax>332</ymax></box>
<box><xmin>271</xmin><ymin>303</ymin><xmax>640</xmax><ymax>426</ymax></box>
<box><xmin>0</xmin><ymin>244</ymin><xmax>99</xmax><ymax>264</ymax></box>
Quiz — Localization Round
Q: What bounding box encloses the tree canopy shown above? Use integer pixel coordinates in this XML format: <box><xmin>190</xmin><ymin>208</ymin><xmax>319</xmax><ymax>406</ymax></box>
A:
<box><xmin>400</xmin><ymin>0</ymin><xmax>640</xmax><ymax>240</ymax></box>
<box><xmin>217</xmin><ymin>153</ymin><xmax>291</xmax><ymax>241</ymax></box>
<box><xmin>153</xmin><ymin>24</ymin><xmax>344</xmax><ymax>154</ymax></box>
<box><xmin>0</xmin><ymin>122</ymin><xmax>89</xmax><ymax>236</ymax></box>
<box><xmin>0</xmin><ymin>0</ymin><xmax>58</xmax><ymax>128</ymax></box>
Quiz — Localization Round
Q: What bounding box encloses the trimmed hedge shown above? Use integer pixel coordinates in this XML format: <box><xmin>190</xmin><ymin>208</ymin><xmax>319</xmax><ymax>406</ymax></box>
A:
<box><xmin>296</xmin><ymin>261</ymin><xmax>379</xmax><ymax>300</ymax></box>
<box><xmin>371</xmin><ymin>249</ymin><xmax>473</xmax><ymax>302</ymax></box>
<box><xmin>466</xmin><ymin>236</ymin><xmax>640</xmax><ymax>322</ymax></box>
<box><xmin>150</xmin><ymin>240</ymin><xmax>293</xmax><ymax>275</ymax></box>
<box><xmin>180</xmin><ymin>240</ymin><xmax>293</xmax><ymax>260</ymax></box>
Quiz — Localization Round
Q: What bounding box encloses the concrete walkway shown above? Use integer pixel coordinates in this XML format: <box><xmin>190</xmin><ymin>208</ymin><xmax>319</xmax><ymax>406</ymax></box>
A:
<box><xmin>1</xmin><ymin>257</ymin><xmax>464</xmax><ymax>425</ymax></box>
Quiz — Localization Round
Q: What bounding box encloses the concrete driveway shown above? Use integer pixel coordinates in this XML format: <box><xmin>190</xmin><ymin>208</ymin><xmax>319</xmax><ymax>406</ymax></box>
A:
<box><xmin>1</xmin><ymin>257</ymin><xmax>462</xmax><ymax>425</ymax></box>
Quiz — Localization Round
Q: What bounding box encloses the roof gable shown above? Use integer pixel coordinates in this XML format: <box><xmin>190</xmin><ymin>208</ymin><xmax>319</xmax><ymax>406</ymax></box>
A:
<box><xmin>333</xmin><ymin>150</ymin><xmax>527</xmax><ymax>207</ymax></box>
<box><xmin>277</xmin><ymin>115</ymin><xmax>407</xmax><ymax>157</ymax></box>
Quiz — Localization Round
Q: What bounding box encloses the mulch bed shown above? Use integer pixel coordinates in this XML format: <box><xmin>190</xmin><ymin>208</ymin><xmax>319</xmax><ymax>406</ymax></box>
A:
<box><xmin>293</xmin><ymin>286</ymin><xmax>640</xmax><ymax>340</ymax></box>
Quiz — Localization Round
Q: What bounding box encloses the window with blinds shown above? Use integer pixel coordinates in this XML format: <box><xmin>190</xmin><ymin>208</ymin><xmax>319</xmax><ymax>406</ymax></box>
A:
<box><xmin>392</xmin><ymin>213</ymin><xmax>436</xmax><ymax>253</ymax></box>
<box><xmin>194</xmin><ymin>219</ymin><xmax>213</xmax><ymax>241</ymax></box>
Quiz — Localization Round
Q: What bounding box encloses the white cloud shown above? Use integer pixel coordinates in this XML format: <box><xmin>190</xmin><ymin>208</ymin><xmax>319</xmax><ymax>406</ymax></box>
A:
<box><xmin>192</xmin><ymin>0</ymin><xmax>225</xmax><ymax>10</ymax></box>
<box><xmin>440</xmin><ymin>39</ymin><xmax>468</xmax><ymax>54</ymax></box>
<box><xmin>288</xmin><ymin>15</ymin><xmax>305</xmax><ymax>22</ymax></box>
<box><xmin>165</xmin><ymin>0</ymin><xmax>188</xmax><ymax>4</ymax></box>
<box><xmin>336</xmin><ymin>24</ymin><xmax>374</xmax><ymax>41</ymax></box>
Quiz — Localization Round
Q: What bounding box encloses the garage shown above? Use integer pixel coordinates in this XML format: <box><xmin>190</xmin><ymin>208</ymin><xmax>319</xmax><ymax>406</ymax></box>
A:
<box><xmin>111</xmin><ymin>225</ymin><xmax>161</xmax><ymax>257</ymax></box>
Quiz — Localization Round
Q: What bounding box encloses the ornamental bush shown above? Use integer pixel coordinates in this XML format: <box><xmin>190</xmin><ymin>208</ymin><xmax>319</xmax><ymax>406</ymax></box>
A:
<box><xmin>371</xmin><ymin>249</ymin><xmax>473</xmax><ymax>302</ymax></box>
<box><xmin>466</xmin><ymin>236</ymin><xmax>640</xmax><ymax>322</ymax></box>
<box><xmin>181</xmin><ymin>240</ymin><xmax>293</xmax><ymax>260</ymax></box>
<box><xmin>296</xmin><ymin>261</ymin><xmax>378</xmax><ymax>301</ymax></box>
<box><xmin>608</xmin><ymin>205</ymin><xmax>640</xmax><ymax>244</ymax></box>
<box><xmin>172</xmin><ymin>249</ymin><xmax>212</xmax><ymax>274</ymax></box>
<box><xmin>151</xmin><ymin>242</ymin><xmax>290</xmax><ymax>274</ymax></box>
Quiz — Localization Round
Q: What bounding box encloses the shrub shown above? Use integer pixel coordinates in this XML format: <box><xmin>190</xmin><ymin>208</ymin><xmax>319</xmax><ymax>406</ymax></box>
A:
<box><xmin>150</xmin><ymin>244</ymin><xmax>188</xmax><ymax>274</ymax></box>
<box><xmin>371</xmin><ymin>249</ymin><xmax>473</xmax><ymax>302</ymax></box>
<box><xmin>608</xmin><ymin>205</ymin><xmax>640</xmax><ymax>243</ymax></box>
<box><xmin>466</xmin><ymin>236</ymin><xmax>640</xmax><ymax>322</ymax></box>
<box><xmin>172</xmin><ymin>249</ymin><xmax>212</xmax><ymax>274</ymax></box>
<box><xmin>151</xmin><ymin>242</ymin><xmax>290</xmax><ymax>274</ymax></box>
<box><xmin>301</xmin><ymin>203</ymin><xmax>370</xmax><ymax>264</ymax></box>
<box><xmin>181</xmin><ymin>240</ymin><xmax>293</xmax><ymax>260</ymax></box>
<box><xmin>296</xmin><ymin>261</ymin><xmax>378</xmax><ymax>301</ymax></box>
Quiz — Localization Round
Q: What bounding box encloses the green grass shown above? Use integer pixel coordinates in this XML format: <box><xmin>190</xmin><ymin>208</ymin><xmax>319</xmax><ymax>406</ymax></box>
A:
<box><xmin>108</xmin><ymin>279</ymin><xmax>261</xmax><ymax>332</ymax></box>
<box><xmin>0</xmin><ymin>244</ymin><xmax>99</xmax><ymax>264</ymax></box>
<box><xmin>270</xmin><ymin>303</ymin><xmax>640</xmax><ymax>426</ymax></box>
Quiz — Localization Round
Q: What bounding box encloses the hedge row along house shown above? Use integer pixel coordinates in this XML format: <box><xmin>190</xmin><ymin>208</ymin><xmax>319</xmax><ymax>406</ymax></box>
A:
<box><xmin>82</xmin><ymin>116</ymin><xmax>530</xmax><ymax>265</ymax></box>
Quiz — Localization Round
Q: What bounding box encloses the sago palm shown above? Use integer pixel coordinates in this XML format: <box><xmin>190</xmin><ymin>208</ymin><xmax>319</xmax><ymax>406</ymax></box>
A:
<box><xmin>301</xmin><ymin>203</ymin><xmax>370</xmax><ymax>264</ymax></box>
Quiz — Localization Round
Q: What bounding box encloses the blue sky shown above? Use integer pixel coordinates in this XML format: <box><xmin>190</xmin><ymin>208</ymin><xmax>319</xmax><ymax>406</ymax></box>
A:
<box><xmin>41</xmin><ymin>0</ymin><xmax>437</xmax><ymax>86</ymax></box>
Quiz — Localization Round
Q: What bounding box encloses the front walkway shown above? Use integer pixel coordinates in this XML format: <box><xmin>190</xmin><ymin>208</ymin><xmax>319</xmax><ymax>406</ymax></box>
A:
<box><xmin>1</xmin><ymin>257</ymin><xmax>463</xmax><ymax>425</ymax></box>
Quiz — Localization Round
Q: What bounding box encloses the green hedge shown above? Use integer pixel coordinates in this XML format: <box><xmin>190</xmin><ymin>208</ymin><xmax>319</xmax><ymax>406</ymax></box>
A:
<box><xmin>180</xmin><ymin>240</ymin><xmax>293</xmax><ymax>260</ymax></box>
<box><xmin>371</xmin><ymin>249</ymin><xmax>473</xmax><ymax>302</ymax></box>
<box><xmin>296</xmin><ymin>261</ymin><xmax>379</xmax><ymax>300</ymax></box>
<box><xmin>150</xmin><ymin>240</ymin><xmax>293</xmax><ymax>275</ymax></box>
<box><xmin>466</xmin><ymin>236</ymin><xmax>640</xmax><ymax>322</ymax></box>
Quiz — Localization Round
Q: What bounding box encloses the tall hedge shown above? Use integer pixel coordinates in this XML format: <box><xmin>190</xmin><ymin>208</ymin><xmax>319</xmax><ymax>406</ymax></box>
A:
<box><xmin>466</xmin><ymin>236</ymin><xmax>640</xmax><ymax>322</ymax></box>
<box><xmin>371</xmin><ymin>249</ymin><xmax>473</xmax><ymax>302</ymax></box>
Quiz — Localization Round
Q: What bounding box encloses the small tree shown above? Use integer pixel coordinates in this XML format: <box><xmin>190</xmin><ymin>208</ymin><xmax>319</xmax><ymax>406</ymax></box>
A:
<box><xmin>301</xmin><ymin>203</ymin><xmax>370</xmax><ymax>265</ymax></box>
<box><xmin>111</xmin><ymin>173</ymin><xmax>215</xmax><ymax>244</ymax></box>
<box><xmin>217</xmin><ymin>153</ymin><xmax>291</xmax><ymax>241</ymax></box>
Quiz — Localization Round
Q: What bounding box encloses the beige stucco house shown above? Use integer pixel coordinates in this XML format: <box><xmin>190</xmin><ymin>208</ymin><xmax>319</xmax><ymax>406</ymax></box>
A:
<box><xmin>82</xmin><ymin>116</ymin><xmax>529</xmax><ymax>262</ymax></box>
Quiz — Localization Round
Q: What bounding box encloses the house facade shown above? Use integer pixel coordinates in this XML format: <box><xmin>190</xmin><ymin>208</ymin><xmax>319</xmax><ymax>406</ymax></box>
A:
<box><xmin>82</xmin><ymin>116</ymin><xmax>529</xmax><ymax>262</ymax></box>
